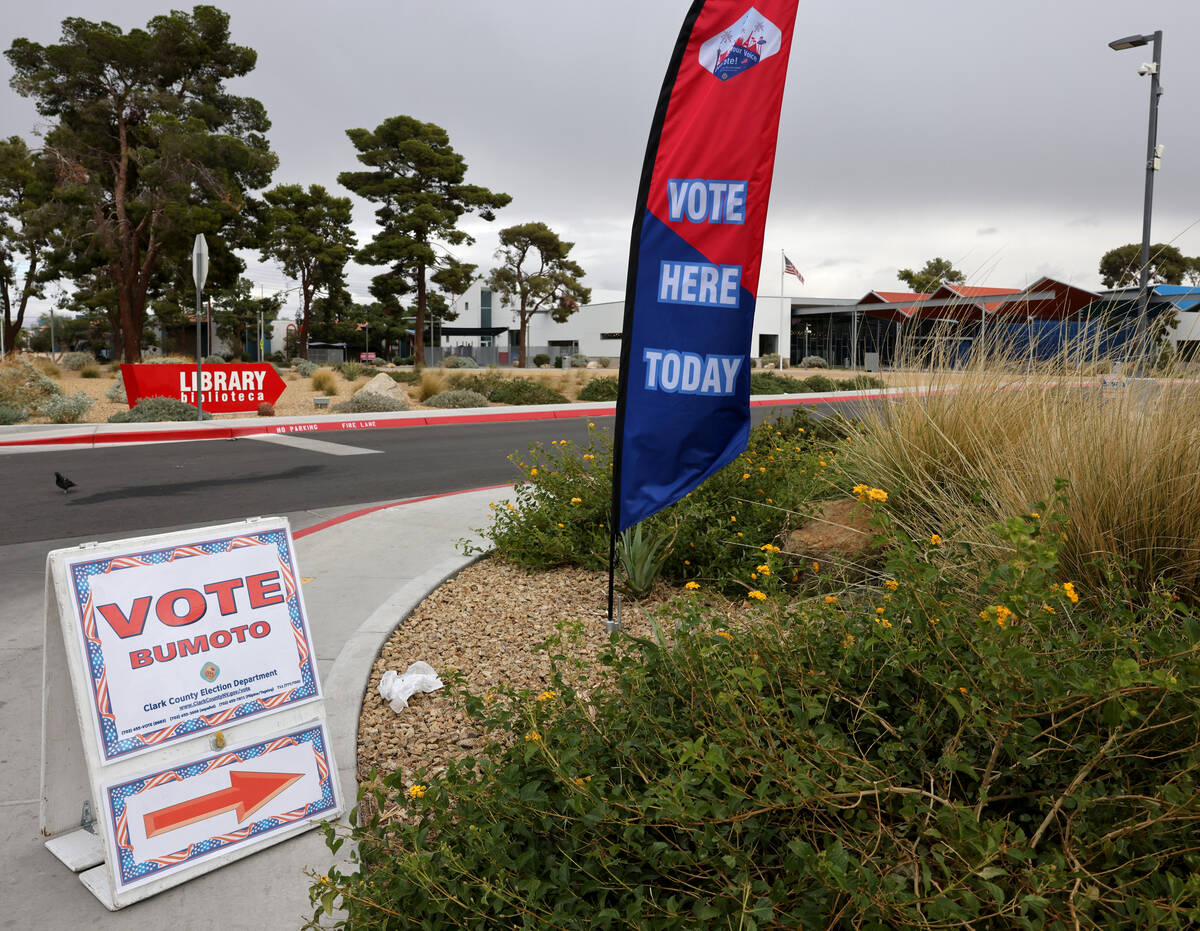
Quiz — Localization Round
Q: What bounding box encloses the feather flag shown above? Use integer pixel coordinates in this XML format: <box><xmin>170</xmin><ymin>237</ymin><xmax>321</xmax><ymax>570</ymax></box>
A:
<box><xmin>610</xmin><ymin>1</ymin><xmax>799</xmax><ymax>536</ymax></box>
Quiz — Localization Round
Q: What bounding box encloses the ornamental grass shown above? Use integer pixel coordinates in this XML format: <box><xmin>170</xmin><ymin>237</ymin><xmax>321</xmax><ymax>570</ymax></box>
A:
<box><xmin>837</xmin><ymin>322</ymin><xmax>1200</xmax><ymax>606</ymax></box>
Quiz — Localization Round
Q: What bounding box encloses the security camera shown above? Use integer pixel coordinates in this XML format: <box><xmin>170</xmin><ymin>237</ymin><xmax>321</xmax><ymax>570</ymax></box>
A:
<box><xmin>1137</xmin><ymin>62</ymin><xmax>1158</xmax><ymax>76</ymax></box>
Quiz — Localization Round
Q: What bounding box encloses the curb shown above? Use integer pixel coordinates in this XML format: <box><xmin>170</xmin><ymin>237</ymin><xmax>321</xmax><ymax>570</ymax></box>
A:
<box><xmin>0</xmin><ymin>390</ymin><xmax>897</xmax><ymax>450</ymax></box>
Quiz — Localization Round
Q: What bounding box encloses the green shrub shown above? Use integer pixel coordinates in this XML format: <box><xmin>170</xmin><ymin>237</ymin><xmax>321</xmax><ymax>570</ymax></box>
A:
<box><xmin>448</xmin><ymin>370</ymin><xmax>508</xmax><ymax>398</ymax></box>
<box><xmin>393</xmin><ymin>355</ymin><xmax>414</xmax><ymax>365</ymax></box>
<box><xmin>60</xmin><ymin>351</ymin><xmax>95</xmax><ymax>370</ymax></box>
<box><xmin>331</xmin><ymin>391</ymin><xmax>410</xmax><ymax>413</ymax></box>
<box><xmin>488</xmin><ymin>379</ymin><xmax>567</xmax><ymax>406</ymax></box>
<box><xmin>338</xmin><ymin>361</ymin><xmax>367</xmax><ymax>380</ymax></box>
<box><xmin>533</xmin><ymin>353</ymin><xmax>551</xmax><ymax>367</ymax></box>
<box><xmin>801</xmin><ymin>374</ymin><xmax>837</xmax><ymax>392</ymax></box>
<box><xmin>801</xmin><ymin>354</ymin><xmax>827</xmax><ymax>368</ymax></box>
<box><xmin>569</xmin><ymin>353</ymin><xmax>590</xmax><ymax>368</ymax></box>
<box><xmin>295</xmin><ymin>359</ymin><xmax>318</xmax><ymax>377</ymax></box>
<box><xmin>473</xmin><ymin>409</ymin><xmax>824</xmax><ymax>588</ymax></box>
<box><xmin>318</xmin><ymin>503</ymin><xmax>1200</xmax><ymax>929</ymax></box>
<box><xmin>749</xmin><ymin>371</ymin><xmax>806</xmax><ymax>394</ymax></box>
<box><xmin>39</xmin><ymin>391</ymin><xmax>94</xmax><ymax>423</ymax></box>
<box><xmin>442</xmin><ymin>355</ymin><xmax>479</xmax><ymax>369</ymax></box>
<box><xmin>423</xmin><ymin>389</ymin><xmax>489</xmax><ymax>409</ymax></box>
<box><xmin>598</xmin><ymin>357</ymin><xmax>611</xmax><ymax>368</ymax></box>
<box><xmin>109</xmin><ymin>397</ymin><xmax>210</xmax><ymax>422</ymax></box>
<box><xmin>577</xmin><ymin>376</ymin><xmax>619</xmax><ymax>401</ymax></box>
<box><xmin>843</xmin><ymin>374</ymin><xmax>886</xmax><ymax>391</ymax></box>
<box><xmin>202</xmin><ymin>354</ymin><xmax>224</xmax><ymax>364</ymax></box>
<box><xmin>311</xmin><ymin>371</ymin><xmax>337</xmax><ymax>395</ymax></box>
<box><xmin>0</xmin><ymin>404</ymin><xmax>28</xmax><ymax>424</ymax></box>
<box><xmin>387</xmin><ymin>371</ymin><xmax>420</xmax><ymax>385</ymax></box>
<box><xmin>758</xmin><ymin>352</ymin><xmax>781</xmax><ymax>367</ymax></box>
<box><xmin>105</xmin><ymin>379</ymin><xmax>127</xmax><ymax>403</ymax></box>
<box><xmin>80</xmin><ymin>365</ymin><xmax>101</xmax><ymax>378</ymax></box>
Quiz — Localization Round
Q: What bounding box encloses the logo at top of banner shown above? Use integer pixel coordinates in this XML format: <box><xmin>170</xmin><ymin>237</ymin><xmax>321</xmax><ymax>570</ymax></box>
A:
<box><xmin>698</xmin><ymin>7</ymin><xmax>783</xmax><ymax>82</ymax></box>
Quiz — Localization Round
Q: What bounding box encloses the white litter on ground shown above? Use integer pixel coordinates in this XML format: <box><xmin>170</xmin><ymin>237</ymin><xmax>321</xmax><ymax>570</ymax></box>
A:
<box><xmin>378</xmin><ymin>660</ymin><xmax>444</xmax><ymax>712</ymax></box>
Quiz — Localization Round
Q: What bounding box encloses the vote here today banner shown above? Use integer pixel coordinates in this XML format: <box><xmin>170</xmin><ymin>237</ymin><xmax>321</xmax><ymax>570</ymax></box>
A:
<box><xmin>612</xmin><ymin>2</ymin><xmax>798</xmax><ymax>532</ymax></box>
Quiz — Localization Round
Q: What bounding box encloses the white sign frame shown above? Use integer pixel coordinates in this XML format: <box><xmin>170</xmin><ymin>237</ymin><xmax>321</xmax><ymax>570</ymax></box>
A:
<box><xmin>41</xmin><ymin>517</ymin><xmax>342</xmax><ymax>909</ymax></box>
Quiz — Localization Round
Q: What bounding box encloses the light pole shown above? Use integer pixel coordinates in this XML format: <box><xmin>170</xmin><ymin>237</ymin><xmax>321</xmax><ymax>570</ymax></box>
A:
<box><xmin>192</xmin><ymin>235</ymin><xmax>208</xmax><ymax>420</ymax></box>
<box><xmin>1108</xmin><ymin>30</ymin><xmax>1164</xmax><ymax>350</ymax></box>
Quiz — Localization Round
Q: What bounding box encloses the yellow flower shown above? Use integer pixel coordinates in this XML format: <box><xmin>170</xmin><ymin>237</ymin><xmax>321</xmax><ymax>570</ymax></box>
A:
<box><xmin>748</xmin><ymin>590</ymin><xmax>767</xmax><ymax>601</ymax></box>
<box><xmin>742</xmin><ymin>473</ymin><xmax>751</xmax><ymax>480</ymax></box>
<box><xmin>557</xmin><ymin>522</ymin><xmax>565</xmax><ymax>528</ymax></box>
<box><xmin>485</xmin><ymin>691</ymin><xmax>497</xmax><ymax>703</ymax></box>
<box><xmin>685</xmin><ymin>581</ymin><xmax>700</xmax><ymax>590</ymax></box>
<box><xmin>841</xmin><ymin>634</ymin><xmax>855</xmax><ymax>648</ymax></box>
<box><xmin>930</xmin><ymin>534</ymin><xmax>942</xmax><ymax>546</ymax></box>
<box><xmin>524</xmin><ymin>731</ymin><xmax>541</xmax><ymax>742</ymax></box>
<box><xmin>530</xmin><ymin>468</ymin><xmax>538</xmax><ymax>477</ymax></box>
<box><xmin>715</xmin><ymin>630</ymin><xmax>733</xmax><ymax>642</ymax></box>
<box><xmin>812</xmin><ymin>561</ymin><xmax>820</xmax><ymax>572</ymax></box>
<box><xmin>958</xmin><ymin>686</ymin><xmax>968</xmax><ymax>696</ymax></box>
<box><xmin>760</xmin><ymin>544</ymin><xmax>781</xmax><ymax>553</ymax></box>
<box><xmin>751</xmin><ymin>572</ymin><xmax>758</xmax><ymax>580</ymax></box>
<box><xmin>408</xmin><ymin>784</ymin><xmax>427</xmax><ymax>799</ymax></box>
<box><xmin>876</xmin><ymin>617</ymin><xmax>893</xmax><ymax>629</ymax></box>
<box><xmin>570</xmin><ymin>497</ymin><xmax>582</xmax><ymax>504</ymax></box>
<box><xmin>684</xmin><ymin>559</ymin><xmax>690</xmax><ymax>565</ymax></box>
<box><xmin>852</xmin><ymin>483</ymin><xmax>869</xmax><ymax>497</ymax></box>
<box><xmin>875</xmin><ymin>607</ymin><xmax>886</xmax><ymax>615</ymax></box>
<box><xmin>736</xmin><ymin>531</ymin><xmax>743</xmax><ymax>537</ymax></box>
<box><xmin>824</xmin><ymin>595</ymin><xmax>838</xmax><ymax>604</ymax></box>
<box><xmin>1030</xmin><ymin>511</ymin><xmax>1040</xmax><ymax>519</ymax></box>
<box><xmin>884</xmin><ymin>580</ymin><xmax>899</xmax><ymax>591</ymax></box>
<box><xmin>759</xmin><ymin>466</ymin><xmax>766</xmax><ymax>473</ymax></box>
<box><xmin>1042</xmin><ymin>603</ymin><xmax>1055</xmax><ymax>613</ymax></box>
<box><xmin>868</xmin><ymin>488</ymin><xmax>888</xmax><ymax>503</ymax></box>
<box><xmin>587</xmin><ymin>422</ymin><xmax>595</xmax><ymax>428</ymax></box>
<box><xmin>1062</xmin><ymin>581</ymin><xmax>1079</xmax><ymax>603</ymax></box>
<box><xmin>536</xmin><ymin>690</ymin><xmax>556</xmax><ymax>702</ymax></box>
<box><xmin>756</xmin><ymin>564</ymin><xmax>771</xmax><ymax>575</ymax></box>
<box><xmin>730</xmin><ymin>515</ymin><xmax>737</xmax><ymax>522</ymax></box>
<box><xmin>980</xmin><ymin>604</ymin><xmax>1014</xmax><ymax>628</ymax></box>
<box><xmin>583</xmin><ymin>454</ymin><xmax>595</xmax><ymax>461</ymax></box>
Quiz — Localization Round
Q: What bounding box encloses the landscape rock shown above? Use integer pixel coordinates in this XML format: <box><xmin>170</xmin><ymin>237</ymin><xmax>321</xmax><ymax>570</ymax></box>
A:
<box><xmin>784</xmin><ymin>497</ymin><xmax>880</xmax><ymax>565</ymax></box>
<box><xmin>361</xmin><ymin>372</ymin><xmax>408</xmax><ymax>400</ymax></box>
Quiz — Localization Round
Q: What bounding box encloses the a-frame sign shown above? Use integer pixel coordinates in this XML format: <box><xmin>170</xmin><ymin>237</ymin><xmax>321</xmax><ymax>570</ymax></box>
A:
<box><xmin>41</xmin><ymin>517</ymin><xmax>342</xmax><ymax>909</ymax></box>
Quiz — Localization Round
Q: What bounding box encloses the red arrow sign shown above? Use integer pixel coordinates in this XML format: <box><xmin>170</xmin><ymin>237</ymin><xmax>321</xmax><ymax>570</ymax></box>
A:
<box><xmin>121</xmin><ymin>363</ymin><xmax>288</xmax><ymax>414</ymax></box>
<box><xmin>143</xmin><ymin>769</ymin><xmax>302</xmax><ymax>838</ymax></box>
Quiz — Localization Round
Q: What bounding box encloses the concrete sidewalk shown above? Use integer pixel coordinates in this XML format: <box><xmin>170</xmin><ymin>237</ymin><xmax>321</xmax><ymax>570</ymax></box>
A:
<box><xmin>2</xmin><ymin>486</ymin><xmax>510</xmax><ymax>930</ymax></box>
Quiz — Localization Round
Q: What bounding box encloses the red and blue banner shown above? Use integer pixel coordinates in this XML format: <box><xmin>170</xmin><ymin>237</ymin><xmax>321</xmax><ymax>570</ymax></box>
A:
<box><xmin>612</xmin><ymin>1</ymin><xmax>799</xmax><ymax>532</ymax></box>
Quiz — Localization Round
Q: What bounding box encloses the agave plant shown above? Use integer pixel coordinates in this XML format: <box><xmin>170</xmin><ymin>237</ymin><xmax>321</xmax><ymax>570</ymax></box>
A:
<box><xmin>616</xmin><ymin>522</ymin><xmax>675</xmax><ymax>599</ymax></box>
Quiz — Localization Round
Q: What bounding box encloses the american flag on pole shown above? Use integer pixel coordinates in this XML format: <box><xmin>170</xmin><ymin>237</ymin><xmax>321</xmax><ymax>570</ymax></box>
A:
<box><xmin>783</xmin><ymin>253</ymin><xmax>805</xmax><ymax>284</ymax></box>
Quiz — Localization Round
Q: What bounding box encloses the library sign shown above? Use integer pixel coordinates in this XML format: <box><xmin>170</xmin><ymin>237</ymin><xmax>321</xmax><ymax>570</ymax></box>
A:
<box><xmin>121</xmin><ymin>363</ymin><xmax>287</xmax><ymax>414</ymax></box>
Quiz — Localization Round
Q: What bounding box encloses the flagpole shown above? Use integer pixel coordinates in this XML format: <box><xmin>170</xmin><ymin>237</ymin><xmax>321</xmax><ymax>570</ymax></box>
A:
<box><xmin>780</xmin><ymin>250</ymin><xmax>785</xmax><ymax>370</ymax></box>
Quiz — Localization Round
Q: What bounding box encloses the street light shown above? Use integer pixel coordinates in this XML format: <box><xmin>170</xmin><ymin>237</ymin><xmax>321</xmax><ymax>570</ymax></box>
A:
<box><xmin>1108</xmin><ymin>29</ymin><xmax>1163</xmax><ymax>350</ymax></box>
<box><xmin>192</xmin><ymin>235</ymin><xmax>208</xmax><ymax>421</ymax></box>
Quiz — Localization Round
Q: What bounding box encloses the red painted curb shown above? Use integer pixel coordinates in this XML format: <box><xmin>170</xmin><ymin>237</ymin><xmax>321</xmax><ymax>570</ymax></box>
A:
<box><xmin>292</xmin><ymin>483</ymin><xmax>514</xmax><ymax>539</ymax></box>
<box><xmin>0</xmin><ymin>392</ymin><xmax>894</xmax><ymax>450</ymax></box>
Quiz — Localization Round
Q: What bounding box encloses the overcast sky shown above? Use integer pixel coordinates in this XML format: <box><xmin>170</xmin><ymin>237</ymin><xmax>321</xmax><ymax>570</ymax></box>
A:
<box><xmin>3</xmin><ymin>0</ymin><xmax>1198</xmax><ymax>319</ymax></box>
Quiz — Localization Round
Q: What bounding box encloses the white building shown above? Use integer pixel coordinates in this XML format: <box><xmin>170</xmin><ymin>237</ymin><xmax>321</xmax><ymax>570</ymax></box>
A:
<box><xmin>436</xmin><ymin>277</ymin><xmax>793</xmax><ymax>366</ymax></box>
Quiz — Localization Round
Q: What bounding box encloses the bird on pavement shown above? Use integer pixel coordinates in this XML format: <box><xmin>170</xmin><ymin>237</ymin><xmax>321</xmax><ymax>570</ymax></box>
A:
<box><xmin>55</xmin><ymin>472</ymin><xmax>76</xmax><ymax>494</ymax></box>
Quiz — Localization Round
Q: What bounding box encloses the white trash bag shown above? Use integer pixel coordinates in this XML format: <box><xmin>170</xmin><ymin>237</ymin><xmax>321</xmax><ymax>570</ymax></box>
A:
<box><xmin>378</xmin><ymin>661</ymin><xmax>444</xmax><ymax>712</ymax></box>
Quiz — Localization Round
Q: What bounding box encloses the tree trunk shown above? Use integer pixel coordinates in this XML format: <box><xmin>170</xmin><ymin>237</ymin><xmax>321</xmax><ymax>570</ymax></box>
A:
<box><xmin>118</xmin><ymin>285</ymin><xmax>142</xmax><ymax>362</ymax></box>
<box><xmin>414</xmin><ymin>265</ymin><xmax>427</xmax><ymax>367</ymax></box>
<box><xmin>518</xmin><ymin>314</ymin><xmax>529</xmax><ymax>368</ymax></box>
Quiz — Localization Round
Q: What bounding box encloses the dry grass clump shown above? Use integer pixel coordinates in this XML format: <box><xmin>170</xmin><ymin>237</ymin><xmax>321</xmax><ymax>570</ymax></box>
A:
<box><xmin>838</xmin><ymin>329</ymin><xmax>1200</xmax><ymax>603</ymax></box>
<box><xmin>310</xmin><ymin>370</ymin><xmax>337</xmax><ymax>395</ymax></box>
<box><xmin>417</xmin><ymin>368</ymin><xmax>448</xmax><ymax>401</ymax></box>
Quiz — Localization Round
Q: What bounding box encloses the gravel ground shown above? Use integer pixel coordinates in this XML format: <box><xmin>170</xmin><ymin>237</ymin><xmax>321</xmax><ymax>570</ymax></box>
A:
<box><xmin>354</xmin><ymin>557</ymin><xmax>740</xmax><ymax>823</ymax></box>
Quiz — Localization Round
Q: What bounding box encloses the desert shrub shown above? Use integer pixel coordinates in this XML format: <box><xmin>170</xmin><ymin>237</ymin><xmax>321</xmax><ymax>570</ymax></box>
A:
<box><xmin>60</xmin><ymin>351</ymin><xmax>94</xmax><ymax>370</ymax></box>
<box><xmin>801</xmin><ymin>374</ymin><xmax>837</xmax><ymax>392</ymax></box>
<box><xmin>749</xmin><ymin>371</ymin><xmax>805</xmax><ymax>394</ymax></box>
<box><xmin>569</xmin><ymin>353</ymin><xmax>590</xmax><ymax>368</ymax></box>
<box><xmin>318</xmin><ymin>502</ymin><xmax>1200</xmax><ymax>929</ymax></box>
<box><xmin>801</xmin><ymin>354</ymin><xmax>827</xmax><ymax>368</ymax></box>
<box><xmin>80</xmin><ymin>365</ymin><xmax>101</xmax><ymax>378</ymax></box>
<box><xmin>473</xmin><ymin>409</ymin><xmax>824</xmax><ymax>588</ymax></box>
<box><xmin>417</xmin><ymin>369</ymin><xmax>448</xmax><ymax>401</ymax></box>
<box><xmin>553</xmin><ymin>355</ymin><xmax>564</xmax><ymax>368</ymax></box>
<box><xmin>533</xmin><ymin>353</ymin><xmax>550</xmax><ymax>367</ymax></box>
<box><xmin>0</xmin><ymin>404</ymin><xmax>28</xmax><ymax>424</ymax></box>
<box><xmin>338</xmin><ymin>361</ymin><xmax>367</xmax><ymax>380</ymax></box>
<box><xmin>109</xmin><ymin>397</ymin><xmax>210</xmax><ymax>422</ymax></box>
<box><xmin>295</xmin><ymin>359</ymin><xmax>318</xmax><ymax>376</ymax></box>
<box><xmin>32</xmin><ymin>357</ymin><xmax>60</xmax><ymax>377</ymax></box>
<box><xmin>393</xmin><ymin>355</ymin><xmax>414</xmax><ymax>365</ymax></box>
<box><xmin>0</xmin><ymin>358</ymin><xmax>62</xmax><ymax>416</ymax></box>
<box><xmin>311</xmin><ymin>371</ymin><xmax>337</xmax><ymax>395</ymax></box>
<box><xmin>842</xmin><ymin>374</ymin><xmax>886</xmax><ymax>391</ymax></box>
<box><xmin>270</xmin><ymin>351</ymin><xmax>285</xmax><ymax>364</ymax></box>
<box><xmin>202</xmin><ymin>354</ymin><xmax>224</xmax><ymax>364</ymax></box>
<box><xmin>758</xmin><ymin>352</ymin><xmax>781</xmax><ymax>368</ymax></box>
<box><xmin>331</xmin><ymin>391</ymin><xmax>409</xmax><ymax>413</ymax></box>
<box><xmin>448</xmin><ymin>370</ymin><xmax>508</xmax><ymax>398</ymax></box>
<box><xmin>488</xmin><ymin>379</ymin><xmax>567</xmax><ymax>405</ymax></box>
<box><xmin>423</xmin><ymin>389</ymin><xmax>489</xmax><ymax>409</ymax></box>
<box><xmin>105</xmin><ymin>379</ymin><xmax>127</xmax><ymax>403</ymax></box>
<box><xmin>577</xmin><ymin>376</ymin><xmax>619</xmax><ymax>401</ymax></box>
<box><xmin>442</xmin><ymin>355</ymin><xmax>479</xmax><ymax>369</ymax></box>
<box><xmin>40</xmin><ymin>392</ymin><xmax>94</xmax><ymax>424</ymax></box>
<box><xmin>256</xmin><ymin>402</ymin><xmax>275</xmax><ymax>416</ymax></box>
<box><xmin>387</xmin><ymin>371</ymin><xmax>420</xmax><ymax>385</ymax></box>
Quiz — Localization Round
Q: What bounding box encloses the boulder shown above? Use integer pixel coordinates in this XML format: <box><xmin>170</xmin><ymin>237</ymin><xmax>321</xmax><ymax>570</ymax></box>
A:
<box><xmin>360</xmin><ymin>372</ymin><xmax>408</xmax><ymax>401</ymax></box>
<box><xmin>784</xmin><ymin>498</ymin><xmax>880</xmax><ymax>565</ymax></box>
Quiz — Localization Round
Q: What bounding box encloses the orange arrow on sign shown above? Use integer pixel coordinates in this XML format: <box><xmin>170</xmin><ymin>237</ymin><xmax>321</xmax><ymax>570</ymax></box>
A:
<box><xmin>143</xmin><ymin>770</ymin><xmax>302</xmax><ymax>838</ymax></box>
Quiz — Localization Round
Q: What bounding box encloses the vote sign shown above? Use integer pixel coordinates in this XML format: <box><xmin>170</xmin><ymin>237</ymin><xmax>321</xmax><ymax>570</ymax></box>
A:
<box><xmin>121</xmin><ymin>363</ymin><xmax>287</xmax><ymax>414</ymax></box>
<box><xmin>64</xmin><ymin>523</ymin><xmax>321</xmax><ymax>763</ymax></box>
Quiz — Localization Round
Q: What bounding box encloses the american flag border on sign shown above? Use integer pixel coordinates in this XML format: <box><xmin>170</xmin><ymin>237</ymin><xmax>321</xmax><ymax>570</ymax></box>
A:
<box><xmin>67</xmin><ymin>527</ymin><xmax>319</xmax><ymax>763</ymax></box>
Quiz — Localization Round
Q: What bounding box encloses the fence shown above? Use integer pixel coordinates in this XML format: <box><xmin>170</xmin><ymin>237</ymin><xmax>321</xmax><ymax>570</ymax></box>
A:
<box><xmin>423</xmin><ymin>345</ymin><xmax>593</xmax><ymax>368</ymax></box>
